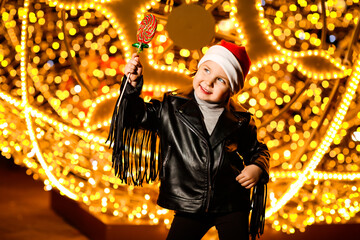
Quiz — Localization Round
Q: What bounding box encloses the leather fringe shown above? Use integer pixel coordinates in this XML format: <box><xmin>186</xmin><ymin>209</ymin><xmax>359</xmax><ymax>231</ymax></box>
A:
<box><xmin>249</xmin><ymin>183</ymin><xmax>267</xmax><ymax>240</ymax></box>
<box><xmin>107</xmin><ymin>79</ymin><xmax>159</xmax><ymax>186</ymax></box>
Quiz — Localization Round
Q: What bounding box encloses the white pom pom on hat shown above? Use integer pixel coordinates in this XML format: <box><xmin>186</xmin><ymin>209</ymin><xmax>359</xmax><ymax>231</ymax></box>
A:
<box><xmin>198</xmin><ymin>40</ymin><xmax>251</xmax><ymax>94</ymax></box>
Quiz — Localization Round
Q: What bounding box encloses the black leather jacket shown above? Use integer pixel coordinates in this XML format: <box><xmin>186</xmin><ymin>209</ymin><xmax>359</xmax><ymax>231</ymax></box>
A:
<box><xmin>120</xmin><ymin>77</ymin><xmax>270</xmax><ymax>214</ymax></box>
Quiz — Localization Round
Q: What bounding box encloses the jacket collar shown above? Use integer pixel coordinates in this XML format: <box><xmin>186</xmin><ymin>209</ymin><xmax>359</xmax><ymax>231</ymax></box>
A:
<box><xmin>173</xmin><ymin>89</ymin><xmax>251</xmax><ymax>148</ymax></box>
<box><xmin>176</xmin><ymin>91</ymin><xmax>208</xmax><ymax>140</ymax></box>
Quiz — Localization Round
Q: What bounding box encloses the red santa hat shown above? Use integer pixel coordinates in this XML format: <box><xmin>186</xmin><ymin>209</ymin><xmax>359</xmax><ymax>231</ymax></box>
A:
<box><xmin>198</xmin><ymin>40</ymin><xmax>251</xmax><ymax>94</ymax></box>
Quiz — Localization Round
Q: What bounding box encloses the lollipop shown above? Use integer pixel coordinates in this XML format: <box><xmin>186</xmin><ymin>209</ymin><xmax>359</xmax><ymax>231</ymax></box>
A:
<box><xmin>132</xmin><ymin>14</ymin><xmax>158</xmax><ymax>53</ymax></box>
<box><xmin>116</xmin><ymin>14</ymin><xmax>158</xmax><ymax>106</ymax></box>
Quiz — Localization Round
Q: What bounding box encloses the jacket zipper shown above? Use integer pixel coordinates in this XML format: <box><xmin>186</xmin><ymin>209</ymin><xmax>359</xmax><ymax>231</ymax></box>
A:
<box><xmin>176</xmin><ymin>111</ymin><xmax>212</xmax><ymax>212</ymax></box>
<box><xmin>205</xmin><ymin>145</ymin><xmax>212</xmax><ymax>212</ymax></box>
<box><xmin>205</xmin><ymin>180</ymin><xmax>211</xmax><ymax>212</ymax></box>
<box><xmin>161</xmin><ymin>145</ymin><xmax>171</xmax><ymax>179</ymax></box>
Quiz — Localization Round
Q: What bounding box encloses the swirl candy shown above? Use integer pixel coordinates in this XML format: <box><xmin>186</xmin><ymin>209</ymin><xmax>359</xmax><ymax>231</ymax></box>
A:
<box><xmin>132</xmin><ymin>14</ymin><xmax>158</xmax><ymax>52</ymax></box>
<box><xmin>137</xmin><ymin>14</ymin><xmax>157</xmax><ymax>44</ymax></box>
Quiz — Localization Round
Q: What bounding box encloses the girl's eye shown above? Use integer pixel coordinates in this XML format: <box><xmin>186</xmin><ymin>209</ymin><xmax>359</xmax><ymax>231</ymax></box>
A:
<box><xmin>204</xmin><ymin>68</ymin><xmax>210</xmax><ymax>73</ymax></box>
<box><xmin>217</xmin><ymin>78</ymin><xmax>225</xmax><ymax>84</ymax></box>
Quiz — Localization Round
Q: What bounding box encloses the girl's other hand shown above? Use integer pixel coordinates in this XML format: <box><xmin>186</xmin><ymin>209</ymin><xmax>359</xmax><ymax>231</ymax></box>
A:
<box><xmin>124</xmin><ymin>53</ymin><xmax>143</xmax><ymax>87</ymax></box>
<box><xmin>235</xmin><ymin>165</ymin><xmax>263</xmax><ymax>189</ymax></box>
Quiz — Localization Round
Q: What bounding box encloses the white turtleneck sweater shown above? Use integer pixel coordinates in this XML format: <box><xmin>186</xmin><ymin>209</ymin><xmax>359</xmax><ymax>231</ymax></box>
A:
<box><xmin>194</xmin><ymin>93</ymin><xmax>225</xmax><ymax>135</ymax></box>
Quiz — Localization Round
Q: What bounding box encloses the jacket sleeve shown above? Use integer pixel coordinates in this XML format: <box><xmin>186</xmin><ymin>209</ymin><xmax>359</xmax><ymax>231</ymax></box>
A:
<box><xmin>122</xmin><ymin>76</ymin><xmax>162</xmax><ymax>128</ymax></box>
<box><xmin>240</xmin><ymin>116</ymin><xmax>270</xmax><ymax>240</ymax></box>
<box><xmin>107</xmin><ymin>75</ymin><xmax>162</xmax><ymax>186</ymax></box>
<box><xmin>242</xmin><ymin>116</ymin><xmax>270</xmax><ymax>184</ymax></box>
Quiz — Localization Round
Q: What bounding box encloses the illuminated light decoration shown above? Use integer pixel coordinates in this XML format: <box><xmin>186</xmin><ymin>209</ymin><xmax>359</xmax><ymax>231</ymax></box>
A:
<box><xmin>265</xmin><ymin>58</ymin><xmax>360</xmax><ymax>222</ymax></box>
<box><xmin>352</xmin><ymin>131</ymin><xmax>360</xmax><ymax>142</ymax></box>
<box><xmin>1</xmin><ymin>0</ymin><xmax>178</xmax><ymax>232</ymax></box>
<box><xmin>0</xmin><ymin>91</ymin><xmax>22</xmax><ymax>108</ymax></box>
<box><xmin>250</xmin><ymin>54</ymin><xmax>349</xmax><ymax>80</ymax></box>
<box><xmin>254</xmin><ymin>1</ymin><xmax>350</xmax><ymax>79</ymax></box>
<box><xmin>20</xmin><ymin>0</ymin><xmax>78</xmax><ymax>200</ymax></box>
<box><xmin>270</xmin><ymin>170</ymin><xmax>360</xmax><ymax>181</ymax></box>
<box><xmin>253</xmin><ymin>0</ymin><xmax>360</xmax><ymax>228</ymax></box>
<box><xmin>7</xmin><ymin>0</ymin><xmax>131</xmax><ymax>129</ymax></box>
<box><xmin>1</xmin><ymin>0</ymin><xmax>360</xmax><ymax>238</ymax></box>
<box><xmin>24</xmin><ymin>105</ymin><xmax>103</xmax><ymax>145</ymax></box>
<box><xmin>5</xmin><ymin>2</ymin><xmax>131</xmax><ymax>145</ymax></box>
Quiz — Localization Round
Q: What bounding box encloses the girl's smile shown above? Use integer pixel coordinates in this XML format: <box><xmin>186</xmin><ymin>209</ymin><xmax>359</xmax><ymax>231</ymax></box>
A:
<box><xmin>199</xmin><ymin>85</ymin><xmax>212</xmax><ymax>94</ymax></box>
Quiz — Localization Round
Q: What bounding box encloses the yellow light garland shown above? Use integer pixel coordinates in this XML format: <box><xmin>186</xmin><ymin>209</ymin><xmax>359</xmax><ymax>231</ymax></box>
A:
<box><xmin>20</xmin><ymin>0</ymin><xmax>78</xmax><ymax>200</ymax></box>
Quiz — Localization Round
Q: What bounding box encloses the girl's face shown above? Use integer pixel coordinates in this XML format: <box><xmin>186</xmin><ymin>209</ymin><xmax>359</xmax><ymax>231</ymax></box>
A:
<box><xmin>193</xmin><ymin>60</ymin><xmax>231</xmax><ymax>104</ymax></box>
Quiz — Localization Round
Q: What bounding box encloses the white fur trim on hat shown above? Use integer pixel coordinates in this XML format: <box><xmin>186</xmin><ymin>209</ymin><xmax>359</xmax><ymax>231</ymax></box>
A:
<box><xmin>198</xmin><ymin>45</ymin><xmax>244</xmax><ymax>94</ymax></box>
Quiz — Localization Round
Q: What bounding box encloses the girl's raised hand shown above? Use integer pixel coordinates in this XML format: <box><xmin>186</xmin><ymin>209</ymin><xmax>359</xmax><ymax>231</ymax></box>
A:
<box><xmin>235</xmin><ymin>165</ymin><xmax>263</xmax><ymax>189</ymax></box>
<box><xmin>124</xmin><ymin>53</ymin><xmax>143</xmax><ymax>87</ymax></box>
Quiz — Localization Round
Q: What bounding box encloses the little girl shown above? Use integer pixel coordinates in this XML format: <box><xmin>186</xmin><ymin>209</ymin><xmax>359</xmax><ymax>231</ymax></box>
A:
<box><xmin>108</xmin><ymin>40</ymin><xmax>270</xmax><ymax>240</ymax></box>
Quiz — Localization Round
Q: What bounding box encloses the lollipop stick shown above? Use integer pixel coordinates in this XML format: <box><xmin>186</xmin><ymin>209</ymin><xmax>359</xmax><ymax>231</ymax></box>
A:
<box><xmin>116</xmin><ymin>43</ymin><xmax>143</xmax><ymax>108</ymax></box>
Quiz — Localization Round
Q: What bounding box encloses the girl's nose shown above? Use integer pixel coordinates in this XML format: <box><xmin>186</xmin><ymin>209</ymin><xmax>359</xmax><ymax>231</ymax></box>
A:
<box><xmin>204</xmin><ymin>77</ymin><xmax>215</xmax><ymax>86</ymax></box>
